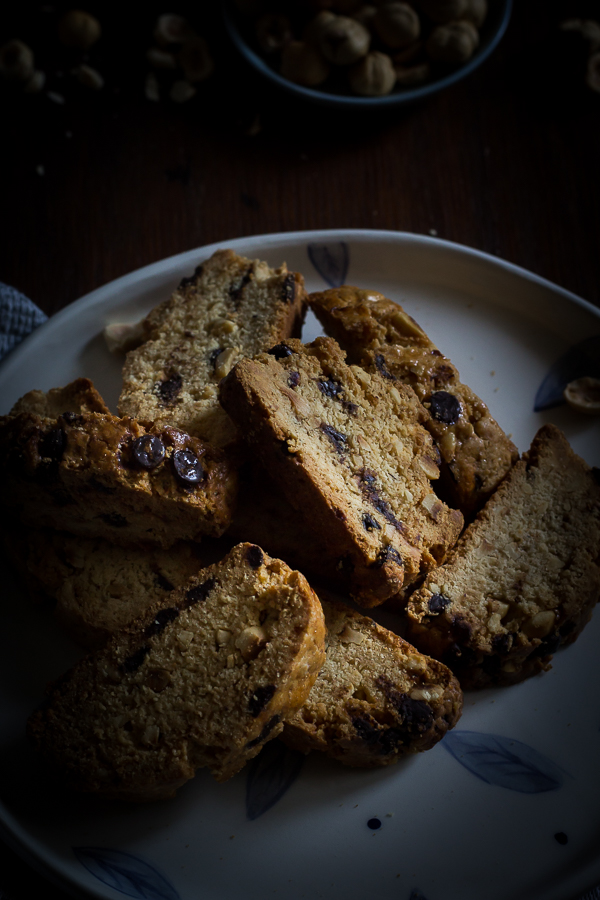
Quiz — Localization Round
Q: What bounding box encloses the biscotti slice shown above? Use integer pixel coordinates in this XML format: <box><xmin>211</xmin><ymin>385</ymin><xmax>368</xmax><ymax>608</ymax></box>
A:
<box><xmin>405</xmin><ymin>424</ymin><xmax>600</xmax><ymax>688</ymax></box>
<box><xmin>2</xmin><ymin>524</ymin><xmax>235</xmax><ymax>649</ymax></box>
<box><xmin>282</xmin><ymin>598</ymin><xmax>462</xmax><ymax>766</ymax></box>
<box><xmin>118</xmin><ymin>248</ymin><xmax>307</xmax><ymax>447</ymax></box>
<box><xmin>309</xmin><ymin>287</ymin><xmax>518</xmax><ymax>516</ymax></box>
<box><xmin>219</xmin><ymin>337</ymin><xmax>463</xmax><ymax>607</ymax></box>
<box><xmin>8</xmin><ymin>377</ymin><xmax>110</xmax><ymax>417</ymax></box>
<box><xmin>27</xmin><ymin>543</ymin><xmax>326</xmax><ymax>799</ymax></box>
<box><xmin>0</xmin><ymin>410</ymin><xmax>237</xmax><ymax>548</ymax></box>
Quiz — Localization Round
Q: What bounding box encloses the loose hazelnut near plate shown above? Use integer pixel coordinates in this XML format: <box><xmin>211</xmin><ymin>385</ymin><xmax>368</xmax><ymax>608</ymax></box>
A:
<box><xmin>563</xmin><ymin>377</ymin><xmax>600</xmax><ymax>415</ymax></box>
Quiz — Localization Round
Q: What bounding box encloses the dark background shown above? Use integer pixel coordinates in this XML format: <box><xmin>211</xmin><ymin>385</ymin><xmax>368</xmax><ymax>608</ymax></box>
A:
<box><xmin>1</xmin><ymin>1</ymin><xmax>599</xmax><ymax>897</ymax></box>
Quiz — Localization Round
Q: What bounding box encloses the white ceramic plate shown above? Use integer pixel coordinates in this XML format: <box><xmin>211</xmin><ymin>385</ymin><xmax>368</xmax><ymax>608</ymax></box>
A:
<box><xmin>1</xmin><ymin>230</ymin><xmax>599</xmax><ymax>900</ymax></box>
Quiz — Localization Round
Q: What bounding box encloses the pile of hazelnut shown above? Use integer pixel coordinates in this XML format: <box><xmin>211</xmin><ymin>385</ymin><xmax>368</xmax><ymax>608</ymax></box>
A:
<box><xmin>234</xmin><ymin>0</ymin><xmax>489</xmax><ymax>97</ymax></box>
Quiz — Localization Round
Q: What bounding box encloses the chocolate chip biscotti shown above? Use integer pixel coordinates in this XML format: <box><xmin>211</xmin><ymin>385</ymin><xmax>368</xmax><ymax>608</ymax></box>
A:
<box><xmin>27</xmin><ymin>543</ymin><xmax>327</xmax><ymax>799</ymax></box>
<box><xmin>282</xmin><ymin>598</ymin><xmax>462</xmax><ymax>766</ymax></box>
<box><xmin>308</xmin><ymin>287</ymin><xmax>518</xmax><ymax>516</ymax></box>
<box><xmin>404</xmin><ymin>424</ymin><xmax>600</xmax><ymax>688</ymax></box>
<box><xmin>118</xmin><ymin>248</ymin><xmax>307</xmax><ymax>447</ymax></box>
<box><xmin>219</xmin><ymin>336</ymin><xmax>463</xmax><ymax>607</ymax></box>
<box><xmin>0</xmin><ymin>410</ymin><xmax>237</xmax><ymax>548</ymax></box>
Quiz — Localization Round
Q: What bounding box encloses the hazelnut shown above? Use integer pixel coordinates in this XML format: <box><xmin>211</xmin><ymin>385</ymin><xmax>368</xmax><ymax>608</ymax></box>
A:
<box><xmin>57</xmin><ymin>10</ymin><xmax>102</xmax><ymax>50</ymax></box>
<box><xmin>318</xmin><ymin>14</ymin><xmax>371</xmax><ymax>65</ymax></box>
<box><xmin>153</xmin><ymin>14</ymin><xmax>195</xmax><ymax>46</ymax></box>
<box><xmin>281</xmin><ymin>40</ymin><xmax>330</xmax><ymax>86</ymax></box>
<box><xmin>235</xmin><ymin>625</ymin><xmax>267</xmax><ymax>662</ymax></box>
<box><xmin>426</xmin><ymin>20</ymin><xmax>479</xmax><ymax>63</ymax></box>
<box><xmin>255</xmin><ymin>14</ymin><xmax>293</xmax><ymax>54</ymax></box>
<box><xmin>586</xmin><ymin>51</ymin><xmax>600</xmax><ymax>92</ymax></box>
<box><xmin>103</xmin><ymin>320</ymin><xmax>146</xmax><ymax>353</ymax></box>
<box><xmin>145</xmin><ymin>72</ymin><xmax>160</xmax><ymax>102</ymax></box>
<box><xmin>563</xmin><ymin>376</ymin><xmax>600</xmax><ymax>414</ymax></box>
<box><xmin>146</xmin><ymin>48</ymin><xmax>177</xmax><ymax>69</ymax></box>
<box><xmin>348</xmin><ymin>50</ymin><xmax>396</xmax><ymax>94</ymax></box>
<box><xmin>0</xmin><ymin>40</ymin><xmax>34</xmax><ymax>83</ymax></box>
<box><xmin>374</xmin><ymin>2</ymin><xmax>420</xmax><ymax>49</ymax></box>
<box><xmin>304</xmin><ymin>11</ymin><xmax>337</xmax><ymax>46</ymax></box>
<box><xmin>560</xmin><ymin>19</ymin><xmax>600</xmax><ymax>53</ymax></box>
<box><xmin>214</xmin><ymin>347</ymin><xmax>239</xmax><ymax>379</ymax></box>
<box><xmin>179</xmin><ymin>37</ymin><xmax>214</xmax><ymax>83</ymax></box>
<box><xmin>463</xmin><ymin>0</ymin><xmax>487</xmax><ymax>28</ymax></box>
<box><xmin>419</xmin><ymin>0</ymin><xmax>468</xmax><ymax>23</ymax></box>
<box><xmin>169</xmin><ymin>79</ymin><xmax>196</xmax><ymax>103</ymax></box>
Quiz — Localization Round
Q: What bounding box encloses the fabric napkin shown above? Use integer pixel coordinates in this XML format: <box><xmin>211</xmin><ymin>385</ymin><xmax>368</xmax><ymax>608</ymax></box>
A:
<box><xmin>0</xmin><ymin>282</ymin><xmax>47</xmax><ymax>362</ymax></box>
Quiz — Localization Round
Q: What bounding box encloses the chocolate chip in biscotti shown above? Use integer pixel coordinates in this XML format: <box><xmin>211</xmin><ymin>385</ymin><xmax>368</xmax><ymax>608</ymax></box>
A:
<box><xmin>118</xmin><ymin>249</ymin><xmax>307</xmax><ymax>447</ymax></box>
<box><xmin>308</xmin><ymin>286</ymin><xmax>518</xmax><ymax>516</ymax></box>
<box><xmin>156</xmin><ymin>373</ymin><xmax>183</xmax><ymax>407</ymax></box>
<box><xmin>246</xmin><ymin>544</ymin><xmax>264</xmax><ymax>568</ymax></box>
<box><xmin>183</xmin><ymin>576</ymin><xmax>216</xmax><ymax>607</ymax></box>
<box><xmin>405</xmin><ymin>424</ymin><xmax>600</xmax><ymax>689</ymax></box>
<box><xmin>172</xmin><ymin>448</ymin><xmax>205</xmax><ymax>485</ymax></box>
<box><xmin>268</xmin><ymin>342</ymin><xmax>294</xmax><ymax>359</ymax></box>
<box><xmin>132</xmin><ymin>434</ymin><xmax>166</xmax><ymax>469</ymax></box>
<box><xmin>282</xmin><ymin>599</ymin><xmax>462</xmax><ymax>767</ymax></box>
<box><xmin>26</xmin><ymin>543</ymin><xmax>326</xmax><ymax>796</ymax></box>
<box><xmin>428</xmin><ymin>593</ymin><xmax>451</xmax><ymax>614</ymax></box>
<box><xmin>40</xmin><ymin>427</ymin><xmax>66</xmax><ymax>461</ymax></box>
<box><xmin>429</xmin><ymin>390</ymin><xmax>461</xmax><ymax>425</ymax></box>
<box><xmin>218</xmin><ymin>335</ymin><xmax>463</xmax><ymax>607</ymax></box>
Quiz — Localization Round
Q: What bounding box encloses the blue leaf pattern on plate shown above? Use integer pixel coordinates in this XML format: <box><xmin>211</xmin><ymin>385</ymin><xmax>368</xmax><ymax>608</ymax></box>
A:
<box><xmin>443</xmin><ymin>731</ymin><xmax>567</xmax><ymax>792</ymax></box>
<box><xmin>246</xmin><ymin>739</ymin><xmax>305</xmax><ymax>820</ymax></box>
<box><xmin>73</xmin><ymin>847</ymin><xmax>180</xmax><ymax>900</ymax></box>
<box><xmin>307</xmin><ymin>242</ymin><xmax>349</xmax><ymax>287</ymax></box>
<box><xmin>534</xmin><ymin>335</ymin><xmax>600</xmax><ymax>410</ymax></box>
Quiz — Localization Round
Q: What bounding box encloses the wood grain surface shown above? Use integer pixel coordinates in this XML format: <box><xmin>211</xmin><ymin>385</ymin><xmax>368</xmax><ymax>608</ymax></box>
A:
<box><xmin>0</xmin><ymin>1</ymin><xmax>599</xmax><ymax>898</ymax></box>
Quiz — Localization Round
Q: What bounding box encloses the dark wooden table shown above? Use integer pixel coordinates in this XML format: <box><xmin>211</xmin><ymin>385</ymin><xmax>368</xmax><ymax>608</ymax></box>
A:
<box><xmin>1</xmin><ymin>1</ymin><xmax>599</xmax><ymax>897</ymax></box>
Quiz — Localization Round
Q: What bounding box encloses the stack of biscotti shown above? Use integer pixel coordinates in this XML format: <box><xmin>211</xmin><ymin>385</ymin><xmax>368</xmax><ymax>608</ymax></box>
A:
<box><xmin>219</xmin><ymin>336</ymin><xmax>464</xmax><ymax>607</ymax></box>
<box><xmin>118</xmin><ymin>248</ymin><xmax>307</xmax><ymax>447</ymax></box>
<box><xmin>27</xmin><ymin>544</ymin><xmax>327</xmax><ymax>798</ymax></box>
<box><xmin>308</xmin><ymin>287</ymin><xmax>518</xmax><ymax>516</ymax></box>
<box><xmin>404</xmin><ymin>424</ymin><xmax>600</xmax><ymax>688</ymax></box>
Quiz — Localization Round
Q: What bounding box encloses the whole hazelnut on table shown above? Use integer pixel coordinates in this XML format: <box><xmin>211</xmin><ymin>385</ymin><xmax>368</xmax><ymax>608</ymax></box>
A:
<box><xmin>281</xmin><ymin>40</ymin><xmax>330</xmax><ymax>86</ymax></box>
<box><xmin>426</xmin><ymin>20</ymin><xmax>479</xmax><ymax>63</ymax></box>
<box><xmin>374</xmin><ymin>2</ymin><xmax>421</xmax><ymax>49</ymax></box>
<box><xmin>153</xmin><ymin>14</ymin><xmax>195</xmax><ymax>46</ymax></box>
<box><xmin>317</xmin><ymin>14</ymin><xmax>371</xmax><ymax>65</ymax></box>
<box><xmin>0</xmin><ymin>39</ymin><xmax>34</xmax><ymax>82</ymax></box>
<box><xmin>348</xmin><ymin>49</ymin><xmax>396</xmax><ymax>94</ymax></box>
<box><xmin>419</xmin><ymin>0</ymin><xmax>468</xmax><ymax>23</ymax></box>
<box><xmin>57</xmin><ymin>10</ymin><xmax>102</xmax><ymax>49</ymax></box>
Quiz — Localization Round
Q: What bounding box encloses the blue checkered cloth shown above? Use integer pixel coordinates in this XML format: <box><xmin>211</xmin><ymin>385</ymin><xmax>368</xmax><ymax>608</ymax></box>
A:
<box><xmin>0</xmin><ymin>282</ymin><xmax>47</xmax><ymax>361</ymax></box>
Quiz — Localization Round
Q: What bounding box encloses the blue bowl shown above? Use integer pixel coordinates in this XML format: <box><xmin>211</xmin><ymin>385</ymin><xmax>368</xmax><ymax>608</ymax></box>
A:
<box><xmin>223</xmin><ymin>0</ymin><xmax>513</xmax><ymax>110</ymax></box>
